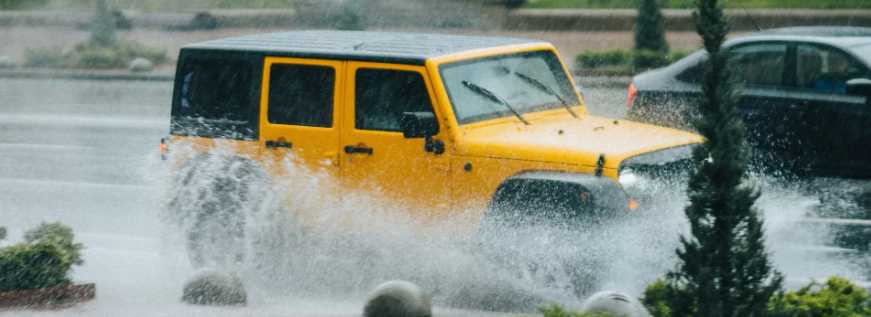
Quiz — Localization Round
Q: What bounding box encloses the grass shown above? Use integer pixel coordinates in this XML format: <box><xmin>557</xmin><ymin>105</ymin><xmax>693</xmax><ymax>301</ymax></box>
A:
<box><xmin>526</xmin><ymin>0</ymin><xmax>871</xmax><ymax>9</ymax></box>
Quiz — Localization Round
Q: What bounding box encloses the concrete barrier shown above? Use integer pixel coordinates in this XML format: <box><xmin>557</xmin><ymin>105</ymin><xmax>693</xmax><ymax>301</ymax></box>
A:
<box><xmin>504</xmin><ymin>9</ymin><xmax>871</xmax><ymax>31</ymax></box>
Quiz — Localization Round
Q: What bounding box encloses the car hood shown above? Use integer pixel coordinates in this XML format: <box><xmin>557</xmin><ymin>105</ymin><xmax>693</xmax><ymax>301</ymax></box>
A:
<box><xmin>455</xmin><ymin>114</ymin><xmax>703</xmax><ymax>169</ymax></box>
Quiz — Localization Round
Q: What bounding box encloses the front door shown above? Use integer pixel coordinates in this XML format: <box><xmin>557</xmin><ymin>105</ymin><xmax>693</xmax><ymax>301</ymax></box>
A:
<box><xmin>260</xmin><ymin>57</ymin><xmax>344</xmax><ymax>213</ymax></box>
<box><xmin>340</xmin><ymin>62</ymin><xmax>451</xmax><ymax>219</ymax></box>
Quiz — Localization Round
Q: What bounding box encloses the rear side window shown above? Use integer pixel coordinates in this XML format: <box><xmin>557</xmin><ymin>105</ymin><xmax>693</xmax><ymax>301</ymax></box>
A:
<box><xmin>172</xmin><ymin>56</ymin><xmax>257</xmax><ymax>139</ymax></box>
<box><xmin>727</xmin><ymin>43</ymin><xmax>787</xmax><ymax>87</ymax></box>
<box><xmin>267</xmin><ymin>64</ymin><xmax>335</xmax><ymax>127</ymax></box>
<box><xmin>355</xmin><ymin>68</ymin><xmax>434</xmax><ymax>131</ymax></box>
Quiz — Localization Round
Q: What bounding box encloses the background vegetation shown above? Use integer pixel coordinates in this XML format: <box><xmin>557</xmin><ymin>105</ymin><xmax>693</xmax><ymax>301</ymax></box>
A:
<box><xmin>526</xmin><ymin>0</ymin><xmax>871</xmax><ymax>9</ymax></box>
<box><xmin>2</xmin><ymin>0</ymin><xmax>870</xmax><ymax>11</ymax></box>
<box><xmin>0</xmin><ymin>222</ymin><xmax>84</xmax><ymax>292</ymax></box>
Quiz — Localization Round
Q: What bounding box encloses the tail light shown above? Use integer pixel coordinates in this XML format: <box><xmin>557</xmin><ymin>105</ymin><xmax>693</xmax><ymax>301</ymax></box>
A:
<box><xmin>160</xmin><ymin>138</ymin><xmax>168</xmax><ymax>160</ymax></box>
<box><xmin>626</xmin><ymin>82</ymin><xmax>638</xmax><ymax>109</ymax></box>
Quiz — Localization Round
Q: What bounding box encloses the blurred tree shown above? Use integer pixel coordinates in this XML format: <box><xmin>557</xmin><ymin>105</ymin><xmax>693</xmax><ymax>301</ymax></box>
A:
<box><xmin>658</xmin><ymin>0</ymin><xmax>783</xmax><ymax>316</ymax></box>
<box><xmin>335</xmin><ymin>0</ymin><xmax>365</xmax><ymax>30</ymax></box>
<box><xmin>634</xmin><ymin>0</ymin><xmax>668</xmax><ymax>53</ymax></box>
<box><xmin>90</xmin><ymin>0</ymin><xmax>117</xmax><ymax>47</ymax></box>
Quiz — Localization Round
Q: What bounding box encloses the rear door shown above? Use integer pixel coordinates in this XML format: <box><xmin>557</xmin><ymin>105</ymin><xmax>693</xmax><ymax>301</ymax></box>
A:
<box><xmin>789</xmin><ymin>44</ymin><xmax>871</xmax><ymax>177</ymax></box>
<box><xmin>340</xmin><ymin>62</ymin><xmax>451</xmax><ymax>218</ymax></box>
<box><xmin>259</xmin><ymin>57</ymin><xmax>344</xmax><ymax>204</ymax></box>
<box><xmin>725</xmin><ymin>43</ymin><xmax>805</xmax><ymax>169</ymax></box>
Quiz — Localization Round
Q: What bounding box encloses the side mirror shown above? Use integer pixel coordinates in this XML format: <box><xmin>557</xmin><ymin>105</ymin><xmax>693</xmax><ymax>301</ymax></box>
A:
<box><xmin>400</xmin><ymin>112</ymin><xmax>439</xmax><ymax>139</ymax></box>
<box><xmin>847</xmin><ymin>78</ymin><xmax>871</xmax><ymax>106</ymax></box>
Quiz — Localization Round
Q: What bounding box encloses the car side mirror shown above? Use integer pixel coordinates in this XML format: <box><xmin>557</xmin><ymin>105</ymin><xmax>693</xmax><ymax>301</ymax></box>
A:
<box><xmin>400</xmin><ymin>112</ymin><xmax>439</xmax><ymax>138</ymax></box>
<box><xmin>847</xmin><ymin>78</ymin><xmax>871</xmax><ymax>106</ymax></box>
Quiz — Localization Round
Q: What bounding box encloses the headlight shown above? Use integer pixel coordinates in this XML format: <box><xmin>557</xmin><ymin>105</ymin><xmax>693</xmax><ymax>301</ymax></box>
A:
<box><xmin>618</xmin><ymin>144</ymin><xmax>696</xmax><ymax>186</ymax></box>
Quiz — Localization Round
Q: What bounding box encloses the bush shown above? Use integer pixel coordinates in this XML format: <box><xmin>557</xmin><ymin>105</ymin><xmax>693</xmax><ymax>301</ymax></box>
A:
<box><xmin>768</xmin><ymin>277</ymin><xmax>871</xmax><ymax>317</ymax></box>
<box><xmin>24</xmin><ymin>222</ymin><xmax>84</xmax><ymax>266</ymax></box>
<box><xmin>633</xmin><ymin>49</ymin><xmax>669</xmax><ymax>70</ymax></box>
<box><xmin>642</xmin><ymin>279</ymin><xmax>675</xmax><ymax>317</ymax></box>
<box><xmin>0</xmin><ymin>0</ymin><xmax>48</xmax><ymax>10</ymax></box>
<box><xmin>575</xmin><ymin>49</ymin><xmax>690</xmax><ymax>73</ymax></box>
<box><xmin>643</xmin><ymin>277</ymin><xmax>871</xmax><ymax>317</ymax></box>
<box><xmin>540</xmin><ymin>304</ymin><xmax>612</xmax><ymax>317</ymax></box>
<box><xmin>23</xmin><ymin>48</ymin><xmax>68</xmax><ymax>68</ymax></box>
<box><xmin>0</xmin><ymin>242</ymin><xmax>72</xmax><ymax>292</ymax></box>
<box><xmin>25</xmin><ymin>40</ymin><xmax>167</xmax><ymax>69</ymax></box>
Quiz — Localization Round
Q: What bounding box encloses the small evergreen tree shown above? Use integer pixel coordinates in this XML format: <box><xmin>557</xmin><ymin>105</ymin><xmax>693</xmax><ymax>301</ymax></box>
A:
<box><xmin>662</xmin><ymin>0</ymin><xmax>783</xmax><ymax>316</ymax></box>
<box><xmin>90</xmin><ymin>0</ymin><xmax>117</xmax><ymax>47</ymax></box>
<box><xmin>635</xmin><ymin>0</ymin><xmax>668</xmax><ymax>53</ymax></box>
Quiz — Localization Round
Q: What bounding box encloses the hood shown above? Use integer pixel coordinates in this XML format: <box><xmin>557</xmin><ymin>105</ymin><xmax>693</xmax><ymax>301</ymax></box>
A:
<box><xmin>455</xmin><ymin>114</ymin><xmax>703</xmax><ymax>170</ymax></box>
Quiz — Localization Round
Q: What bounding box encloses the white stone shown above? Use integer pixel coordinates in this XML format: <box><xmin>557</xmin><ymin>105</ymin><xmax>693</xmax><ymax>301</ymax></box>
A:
<box><xmin>581</xmin><ymin>291</ymin><xmax>652</xmax><ymax>317</ymax></box>
<box><xmin>364</xmin><ymin>280</ymin><xmax>432</xmax><ymax>317</ymax></box>
<box><xmin>128</xmin><ymin>57</ymin><xmax>154</xmax><ymax>73</ymax></box>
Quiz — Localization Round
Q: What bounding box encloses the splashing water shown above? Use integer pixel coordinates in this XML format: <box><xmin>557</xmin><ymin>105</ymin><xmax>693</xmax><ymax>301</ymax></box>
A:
<box><xmin>156</xmin><ymin>141</ymin><xmax>869</xmax><ymax>314</ymax></box>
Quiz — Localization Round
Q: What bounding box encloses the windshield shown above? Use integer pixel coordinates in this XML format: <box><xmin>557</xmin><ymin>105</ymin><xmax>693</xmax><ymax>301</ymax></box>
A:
<box><xmin>439</xmin><ymin>50</ymin><xmax>580</xmax><ymax>124</ymax></box>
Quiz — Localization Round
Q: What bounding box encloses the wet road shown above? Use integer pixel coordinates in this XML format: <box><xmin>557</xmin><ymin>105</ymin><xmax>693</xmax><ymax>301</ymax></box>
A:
<box><xmin>0</xmin><ymin>77</ymin><xmax>865</xmax><ymax>316</ymax></box>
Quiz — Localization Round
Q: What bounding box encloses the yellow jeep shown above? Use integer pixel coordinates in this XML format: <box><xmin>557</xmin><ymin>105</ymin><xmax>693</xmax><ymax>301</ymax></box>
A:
<box><xmin>165</xmin><ymin>31</ymin><xmax>701</xmax><ymax>268</ymax></box>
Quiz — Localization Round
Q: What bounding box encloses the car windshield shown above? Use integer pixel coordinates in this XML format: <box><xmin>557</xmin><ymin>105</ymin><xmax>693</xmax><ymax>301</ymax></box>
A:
<box><xmin>439</xmin><ymin>50</ymin><xmax>580</xmax><ymax>124</ymax></box>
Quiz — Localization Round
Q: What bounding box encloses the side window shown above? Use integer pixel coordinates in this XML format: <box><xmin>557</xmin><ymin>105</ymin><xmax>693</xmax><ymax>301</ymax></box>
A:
<box><xmin>727</xmin><ymin>43</ymin><xmax>787</xmax><ymax>87</ymax></box>
<box><xmin>796</xmin><ymin>44</ymin><xmax>866</xmax><ymax>95</ymax></box>
<box><xmin>268</xmin><ymin>64</ymin><xmax>335</xmax><ymax>127</ymax></box>
<box><xmin>355</xmin><ymin>68</ymin><xmax>434</xmax><ymax>131</ymax></box>
<box><xmin>178</xmin><ymin>58</ymin><xmax>252</xmax><ymax>122</ymax></box>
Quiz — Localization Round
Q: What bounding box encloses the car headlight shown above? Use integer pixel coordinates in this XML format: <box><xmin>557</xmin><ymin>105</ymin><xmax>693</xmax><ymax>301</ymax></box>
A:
<box><xmin>618</xmin><ymin>144</ymin><xmax>696</xmax><ymax>187</ymax></box>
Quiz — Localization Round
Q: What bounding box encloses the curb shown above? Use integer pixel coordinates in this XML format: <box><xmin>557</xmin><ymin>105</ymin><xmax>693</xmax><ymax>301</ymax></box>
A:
<box><xmin>0</xmin><ymin>68</ymin><xmax>173</xmax><ymax>81</ymax></box>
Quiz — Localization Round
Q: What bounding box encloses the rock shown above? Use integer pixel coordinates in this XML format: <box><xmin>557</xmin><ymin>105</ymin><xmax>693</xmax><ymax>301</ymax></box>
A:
<box><xmin>181</xmin><ymin>270</ymin><xmax>246</xmax><ymax>306</ymax></box>
<box><xmin>581</xmin><ymin>291</ymin><xmax>652</xmax><ymax>317</ymax></box>
<box><xmin>128</xmin><ymin>58</ymin><xmax>153</xmax><ymax>73</ymax></box>
<box><xmin>363</xmin><ymin>280</ymin><xmax>431</xmax><ymax>317</ymax></box>
<box><xmin>0</xmin><ymin>56</ymin><xmax>15</xmax><ymax>68</ymax></box>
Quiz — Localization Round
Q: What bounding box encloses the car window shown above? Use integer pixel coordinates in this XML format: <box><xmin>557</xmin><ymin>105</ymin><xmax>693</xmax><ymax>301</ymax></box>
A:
<box><xmin>355</xmin><ymin>68</ymin><xmax>434</xmax><ymax>131</ymax></box>
<box><xmin>796</xmin><ymin>44</ymin><xmax>867</xmax><ymax>95</ymax></box>
<box><xmin>177</xmin><ymin>58</ymin><xmax>252</xmax><ymax>123</ymax></box>
<box><xmin>267</xmin><ymin>64</ymin><xmax>335</xmax><ymax>127</ymax></box>
<box><xmin>727</xmin><ymin>43</ymin><xmax>787</xmax><ymax>87</ymax></box>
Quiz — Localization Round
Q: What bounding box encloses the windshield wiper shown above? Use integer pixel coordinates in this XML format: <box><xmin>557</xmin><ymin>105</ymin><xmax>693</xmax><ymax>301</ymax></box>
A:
<box><xmin>461</xmin><ymin>80</ymin><xmax>530</xmax><ymax>125</ymax></box>
<box><xmin>514</xmin><ymin>72</ymin><xmax>578</xmax><ymax>118</ymax></box>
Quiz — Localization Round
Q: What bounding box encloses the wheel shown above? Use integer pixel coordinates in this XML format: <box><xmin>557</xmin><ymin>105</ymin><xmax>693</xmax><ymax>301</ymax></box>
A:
<box><xmin>165</xmin><ymin>154</ymin><xmax>270</xmax><ymax>269</ymax></box>
<box><xmin>474</xmin><ymin>179</ymin><xmax>624</xmax><ymax>299</ymax></box>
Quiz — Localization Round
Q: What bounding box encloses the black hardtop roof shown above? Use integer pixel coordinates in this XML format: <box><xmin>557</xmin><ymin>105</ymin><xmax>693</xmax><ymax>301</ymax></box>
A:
<box><xmin>183</xmin><ymin>30</ymin><xmax>547</xmax><ymax>65</ymax></box>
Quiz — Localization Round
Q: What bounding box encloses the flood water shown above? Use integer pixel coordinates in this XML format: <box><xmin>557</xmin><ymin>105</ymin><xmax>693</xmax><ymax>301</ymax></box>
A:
<box><xmin>0</xmin><ymin>77</ymin><xmax>867</xmax><ymax>316</ymax></box>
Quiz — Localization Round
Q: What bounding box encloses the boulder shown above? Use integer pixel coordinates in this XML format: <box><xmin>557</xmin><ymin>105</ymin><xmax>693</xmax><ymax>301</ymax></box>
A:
<box><xmin>364</xmin><ymin>280</ymin><xmax>431</xmax><ymax>317</ymax></box>
<box><xmin>181</xmin><ymin>270</ymin><xmax>246</xmax><ymax>306</ymax></box>
<box><xmin>581</xmin><ymin>291</ymin><xmax>652</xmax><ymax>317</ymax></box>
<box><xmin>128</xmin><ymin>57</ymin><xmax>153</xmax><ymax>73</ymax></box>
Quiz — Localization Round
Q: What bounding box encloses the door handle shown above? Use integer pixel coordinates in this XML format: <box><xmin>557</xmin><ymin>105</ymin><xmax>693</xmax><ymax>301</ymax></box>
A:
<box><xmin>265</xmin><ymin>140</ymin><xmax>293</xmax><ymax>149</ymax></box>
<box><xmin>344</xmin><ymin>145</ymin><xmax>373</xmax><ymax>155</ymax></box>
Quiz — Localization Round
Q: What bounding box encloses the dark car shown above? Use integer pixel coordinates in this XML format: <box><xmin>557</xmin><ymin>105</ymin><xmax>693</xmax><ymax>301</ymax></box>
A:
<box><xmin>628</xmin><ymin>26</ymin><xmax>871</xmax><ymax>178</ymax></box>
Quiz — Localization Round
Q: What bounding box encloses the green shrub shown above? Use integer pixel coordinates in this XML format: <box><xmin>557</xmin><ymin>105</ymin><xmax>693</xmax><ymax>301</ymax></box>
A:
<box><xmin>0</xmin><ymin>0</ymin><xmax>48</xmax><ymax>10</ymax></box>
<box><xmin>24</xmin><ymin>222</ymin><xmax>84</xmax><ymax>266</ymax></box>
<box><xmin>0</xmin><ymin>241</ymin><xmax>72</xmax><ymax>292</ymax></box>
<box><xmin>539</xmin><ymin>304</ymin><xmax>612</xmax><ymax>317</ymax></box>
<box><xmin>23</xmin><ymin>47</ymin><xmax>68</xmax><ymax>68</ymax></box>
<box><xmin>633</xmin><ymin>49</ymin><xmax>669</xmax><ymax>70</ymax></box>
<box><xmin>643</xmin><ymin>277</ymin><xmax>871</xmax><ymax>317</ymax></box>
<box><xmin>768</xmin><ymin>277</ymin><xmax>871</xmax><ymax>317</ymax></box>
<box><xmin>642</xmin><ymin>279</ymin><xmax>675</xmax><ymax>317</ymax></box>
<box><xmin>575</xmin><ymin>50</ymin><xmax>633</xmax><ymax>68</ymax></box>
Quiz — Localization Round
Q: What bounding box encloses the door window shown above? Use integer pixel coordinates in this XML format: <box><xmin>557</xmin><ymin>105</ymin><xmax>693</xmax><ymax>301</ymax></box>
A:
<box><xmin>727</xmin><ymin>43</ymin><xmax>787</xmax><ymax>87</ymax></box>
<box><xmin>267</xmin><ymin>64</ymin><xmax>335</xmax><ymax>127</ymax></box>
<box><xmin>355</xmin><ymin>68</ymin><xmax>434</xmax><ymax>131</ymax></box>
<box><xmin>796</xmin><ymin>44</ymin><xmax>867</xmax><ymax>95</ymax></box>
